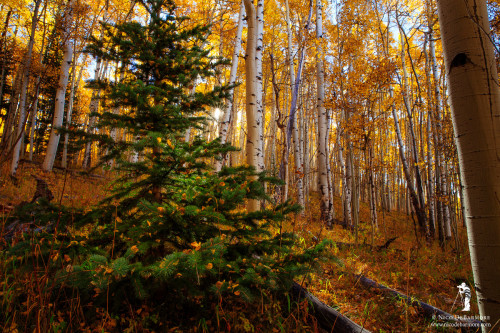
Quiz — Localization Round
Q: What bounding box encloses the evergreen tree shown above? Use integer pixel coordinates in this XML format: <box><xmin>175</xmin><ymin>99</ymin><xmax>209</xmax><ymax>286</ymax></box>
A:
<box><xmin>8</xmin><ymin>0</ymin><xmax>330</xmax><ymax>326</ymax></box>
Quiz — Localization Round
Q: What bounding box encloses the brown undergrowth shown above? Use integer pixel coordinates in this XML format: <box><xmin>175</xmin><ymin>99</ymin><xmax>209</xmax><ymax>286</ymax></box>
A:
<box><xmin>1</xmin><ymin>162</ymin><xmax>475</xmax><ymax>332</ymax></box>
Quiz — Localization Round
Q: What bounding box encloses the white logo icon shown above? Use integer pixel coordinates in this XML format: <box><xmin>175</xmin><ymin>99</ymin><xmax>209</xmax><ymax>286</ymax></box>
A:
<box><xmin>457</xmin><ymin>282</ymin><xmax>471</xmax><ymax>311</ymax></box>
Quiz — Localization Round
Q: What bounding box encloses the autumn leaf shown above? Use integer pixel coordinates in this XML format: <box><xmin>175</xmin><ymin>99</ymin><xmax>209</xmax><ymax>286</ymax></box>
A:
<box><xmin>190</xmin><ymin>241</ymin><xmax>201</xmax><ymax>250</ymax></box>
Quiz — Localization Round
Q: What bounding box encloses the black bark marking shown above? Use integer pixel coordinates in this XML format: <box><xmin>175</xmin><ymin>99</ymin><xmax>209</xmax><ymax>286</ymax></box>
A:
<box><xmin>449</xmin><ymin>53</ymin><xmax>472</xmax><ymax>73</ymax></box>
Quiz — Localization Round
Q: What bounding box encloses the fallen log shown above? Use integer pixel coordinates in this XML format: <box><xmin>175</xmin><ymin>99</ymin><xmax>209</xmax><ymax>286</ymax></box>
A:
<box><xmin>291</xmin><ymin>281</ymin><xmax>371</xmax><ymax>333</ymax></box>
<box><xmin>355</xmin><ymin>274</ymin><xmax>482</xmax><ymax>330</ymax></box>
<box><xmin>333</xmin><ymin>237</ymin><xmax>398</xmax><ymax>252</ymax></box>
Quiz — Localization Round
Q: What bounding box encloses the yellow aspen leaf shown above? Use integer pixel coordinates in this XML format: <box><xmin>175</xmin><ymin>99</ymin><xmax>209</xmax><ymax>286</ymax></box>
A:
<box><xmin>157</xmin><ymin>207</ymin><xmax>165</xmax><ymax>213</ymax></box>
<box><xmin>131</xmin><ymin>245</ymin><xmax>139</xmax><ymax>254</ymax></box>
<box><xmin>167</xmin><ymin>139</ymin><xmax>174</xmax><ymax>149</ymax></box>
<box><xmin>52</xmin><ymin>253</ymin><xmax>59</xmax><ymax>262</ymax></box>
<box><xmin>116</xmin><ymin>216</ymin><xmax>122</xmax><ymax>223</ymax></box>
<box><xmin>234</xmin><ymin>290</ymin><xmax>240</xmax><ymax>296</ymax></box>
<box><xmin>157</xmin><ymin>137</ymin><xmax>161</xmax><ymax>143</ymax></box>
<box><xmin>206</xmin><ymin>263</ymin><xmax>213</xmax><ymax>270</ymax></box>
<box><xmin>190</xmin><ymin>241</ymin><xmax>201</xmax><ymax>250</ymax></box>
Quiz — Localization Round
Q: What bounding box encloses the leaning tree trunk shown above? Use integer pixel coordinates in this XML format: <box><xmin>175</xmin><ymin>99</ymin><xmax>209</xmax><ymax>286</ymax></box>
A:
<box><xmin>10</xmin><ymin>0</ymin><xmax>41</xmax><ymax>176</ymax></box>
<box><xmin>437</xmin><ymin>0</ymin><xmax>500</xmax><ymax>328</ymax></box>
<box><xmin>42</xmin><ymin>0</ymin><xmax>74</xmax><ymax>172</ymax></box>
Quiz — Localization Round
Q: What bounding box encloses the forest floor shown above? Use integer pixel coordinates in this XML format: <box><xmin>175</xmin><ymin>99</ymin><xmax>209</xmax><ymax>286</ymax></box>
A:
<box><xmin>0</xmin><ymin>162</ymin><xmax>477</xmax><ymax>332</ymax></box>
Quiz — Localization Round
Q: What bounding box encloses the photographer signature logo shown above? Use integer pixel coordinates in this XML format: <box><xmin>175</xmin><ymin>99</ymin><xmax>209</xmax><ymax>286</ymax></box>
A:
<box><xmin>455</xmin><ymin>282</ymin><xmax>471</xmax><ymax>312</ymax></box>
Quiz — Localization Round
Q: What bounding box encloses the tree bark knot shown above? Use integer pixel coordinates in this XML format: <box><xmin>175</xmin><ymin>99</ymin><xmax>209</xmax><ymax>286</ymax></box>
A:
<box><xmin>449</xmin><ymin>53</ymin><xmax>473</xmax><ymax>73</ymax></box>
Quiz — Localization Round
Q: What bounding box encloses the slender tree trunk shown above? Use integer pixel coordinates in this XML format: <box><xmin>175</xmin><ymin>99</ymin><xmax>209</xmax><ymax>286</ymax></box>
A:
<box><xmin>62</xmin><ymin>51</ymin><xmax>83</xmax><ymax>168</ymax></box>
<box><xmin>255</xmin><ymin>0</ymin><xmax>265</xmax><ymax>172</ymax></box>
<box><xmin>398</xmin><ymin>28</ymin><xmax>429</xmax><ymax>239</ymax></box>
<box><xmin>316</xmin><ymin>0</ymin><xmax>333</xmax><ymax>226</ymax></box>
<box><xmin>11</xmin><ymin>0</ymin><xmax>41</xmax><ymax>175</ymax></box>
<box><xmin>437</xmin><ymin>0</ymin><xmax>500</xmax><ymax>326</ymax></box>
<box><xmin>215</xmin><ymin>1</ymin><xmax>244</xmax><ymax>172</ymax></box>
<box><xmin>390</xmin><ymin>87</ymin><xmax>427</xmax><ymax>235</ymax></box>
<box><xmin>423</xmin><ymin>32</ymin><xmax>436</xmax><ymax>238</ymax></box>
<box><xmin>243</xmin><ymin>0</ymin><xmax>259</xmax><ymax>212</ymax></box>
<box><xmin>42</xmin><ymin>0</ymin><xmax>74</xmax><ymax>171</ymax></box>
<box><xmin>0</xmin><ymin>9</ymin><xmax>12</xmax><ymax>115</ymax></box>
<box><xmin>1</xmin><ymin>66</ymin><xmax>22</xmax><ymax>151</ymax></box>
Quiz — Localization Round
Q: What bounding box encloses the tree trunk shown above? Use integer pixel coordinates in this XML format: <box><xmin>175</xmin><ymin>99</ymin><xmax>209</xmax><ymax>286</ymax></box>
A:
<box><xmin>316</xmin><ymin>0</ymin><xmax>333</xmax><ymax>227</ymax></box>
<box><xmin>42</xmin><ymin>0</ymin><xmax>74</xmax><ymax>171</ymax></box>
<box><xmin>255</xmin><ymin>0</ymin><xmax>265</xmax><ymax>172</ymax></box>
<box><xmin>243</xmin><ymin>0</ymin><xmax>259</xmax><ymax>212</ymax></box>
<box><xmin>62</xmin><ymin>51</ymin><xmax>83</xmax><ymax>169</ymax></box>
<box><xmin>398</xmin><ymin>27</ymin><xmax>429</xmax><ymax>239</ymax></box>
<box><xmin>10</xmin><ymin>0</ymin><xmax>41</xmax><ymax>176</ymax></box>
<box><xmin>437</xmin><ymin>0</ymin><xmax>500</xmax><ymax>327</ymax></box>
<box><xmin>215</xmin><ymin>1</ymin><xmax>244</xmax><ymax>172</ymax></box>
<box><xmin>390</xmin><ymin>87</ymin><xmax>427</xmax><ymax>237</ymax></box>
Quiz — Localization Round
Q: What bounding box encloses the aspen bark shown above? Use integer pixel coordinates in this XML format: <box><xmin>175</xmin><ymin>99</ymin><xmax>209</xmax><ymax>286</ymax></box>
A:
<box><xmin>11</xmin><ymin>0</ymin><xmax>41</xmax><ymax>176</ymax></box>
<box><xmin>62</xmin><ymin>53</ymin><xmax>84</xmax><ymax>169</ymax></box>
<box><xmin>215</xmin><ymin>1</ymin><xmax>244</xmax><ymax>172</ymax></box>
<box><xmin>255</xmin><ymin>0</ymin><xmax>265</xmax><ymax>172</ymax></box>
<box><xmin>316</xmin><ymin>0</ymin><xmax>333</xmax><ymax>226</ymax></box>
<box><xmin>437</xmin><ymin>0</ymin><xmax>500</xmax><ymax>326</ymax></box>
<box><xmin>243</xmin><ymin>0</ymin><xmax>260</xmax><ymax>212</ymax></box>
<box><xmin>398</xmin><ymin>28</ymin><xmax>429</xmax><ymax>238</ymax></box>
<box><xmin>42</xmin><ymin>0</ymin><xmax>74</xmax><ymax>171</ymax></box>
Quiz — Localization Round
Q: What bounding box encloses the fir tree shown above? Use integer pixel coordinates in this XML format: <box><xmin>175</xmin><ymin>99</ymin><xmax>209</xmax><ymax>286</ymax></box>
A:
<box><xmin>9</xmin><ymin>0</ymin><xmax>330</xmax><ymax>325</ymax></box>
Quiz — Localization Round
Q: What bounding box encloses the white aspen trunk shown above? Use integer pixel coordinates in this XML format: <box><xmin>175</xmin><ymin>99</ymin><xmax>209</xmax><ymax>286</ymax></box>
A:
<box><xmin>11</xmin><ymin>0</ymin><xmax>41</xmax><ymax>176</ymax></box>
<box><xmin>368</xmin><ymin>139</ymin><xmax>378</xmax><ymax>229</ymax></box>
<box><xmin>42</xmin><ymin>0</ymin><xmax>73</xmax><ymax>171</ymax></box>
<box><xmin>28</xmin><ymin>82</ymin><xmax>39</xmax><ymax>161</ymax></box>
<box><xmin>243</xmin><ymin>0</ymin><xmax>259</xmax><ymax>212</ymax></box>
<box><xmin>62</xmin><ymin>50</ymin><xmax>82</xmax><ymax>169</ymax></box>
<box><xmin>390</xmin><ymin>86</ymin><xmax>427</xmax><ymax>234</ymax></box>
<box><xmin>316</xmin><ymin>0</ymin><xmax>332</xmax><ymax>226</ymax></box>
<box><xmin>423</xmin><ymin>33</ymin><xmax>436</xmax><ymax>237</ymax></box>
<box><xmin>284</xmin><ymin>0</ymin><xmax>304</xmax><ymax>207</ymax></box>
<box><xmin>399</xmin><ymin>27</ymin><xmax>429</xmax><ymax>238</ymax></box>
<box><xmin>443</xmin><ymin>162</ymin><xmax>452</xmax><ymax>239</ymax></box>
<box><xmin>428</xmin><ymin>21</ymin><xmax>447</xmax><ymax>244</ymax></box>
<box><xmin>255</xmin><ymin>0</ymin><xmax>265</xmax><ymax>172</ymax></box>
<box><xmin>437</xmin><ymin>0</ymin><xmax>500</xmax><ymax>326</ymax></box>
<box><xmin>215</xmin><ymin>1</ymin><xmax>244</xmax><ymax>172</ymax></box>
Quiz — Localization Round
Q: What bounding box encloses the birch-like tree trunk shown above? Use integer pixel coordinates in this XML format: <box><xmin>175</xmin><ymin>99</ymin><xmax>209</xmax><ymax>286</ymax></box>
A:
<box><xmin>243</xmin><ymin>0</ymin><xmax>259</xmax><ymax>212</ymax></box>
<box><xmin>255</xmin><ymin>0</ymin><xmax>265</xmax><ymax>172</ymax></box>
<box><xmin>42</xmin><ymin>0</ymin><xmax>74</xmax><ymax>171</ymax></box>
<box><xmin>398</xmin><ymin>26</ymin><xmax>429</xmax><ymax>239</ymax></box>
<box><xmin>215</xmin><ymin>1</ymin><xmax>244</xmax><ymax>172</ymax></box>
<box><xmin>390</xmin><ymin>87</ymin><xmax>426</xmax><ymax>236</ymax></box>
<box><xmin>285</xmin><ymin>0</ymin><xmax>305</xmax><ymax>207</ymax></box>
<box><xmin>62</xmin><ymin>51</ymin><xmax>84</xmax><ymax>169</ymax></box>
<box><xmin>10</xmin><ymin>0</ymin><xmax>42</xmax><ymax>176</ymax></box>
<box><xmin>316</xmin><ymin>0</ymin><xmax>333</xmax><ymax>226</ymax></box>
<box><xmin>437</xmin><ymin>0</ymin><xmax>500</xmax><ymax>326</ymax></box>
